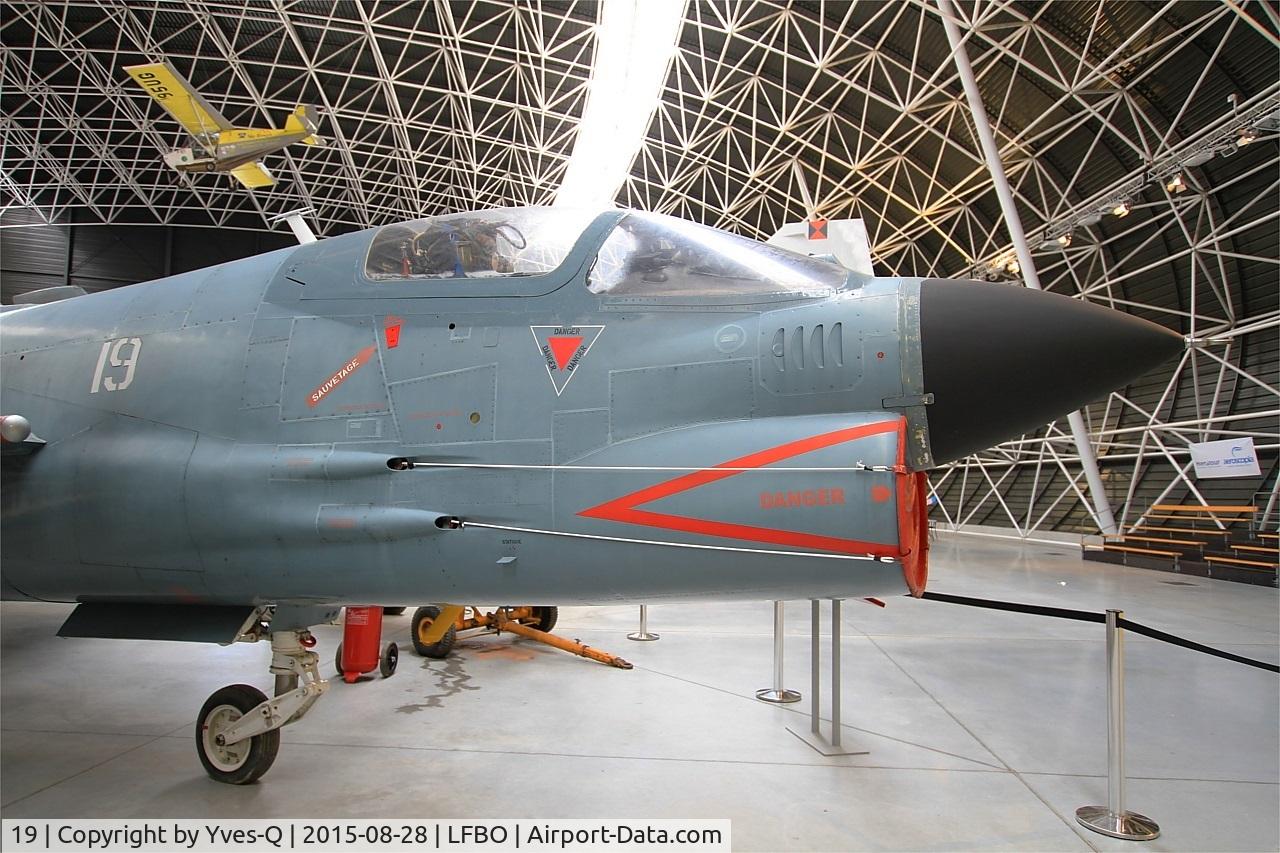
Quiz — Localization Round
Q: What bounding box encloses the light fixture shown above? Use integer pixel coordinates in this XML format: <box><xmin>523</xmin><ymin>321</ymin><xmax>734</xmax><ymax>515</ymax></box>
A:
<box><xmin>1078</xmin><ymin>212</ymin><xmax>1102</xmax><ymax>227</ymax></box>
<box><xmin>1183</xmin><ymin>149</ymin><xmax>1215</xmax><ymax>168</ymax></box>
<box><xmin>1111</xmin><ymin>200</ymin><xmax>1131</xmax><ymax>217</ymax></box>
<box><xmin>1237</xmin><ymin>127</ymin><xmax>1258</xmax><ymax>146</ymax></box>
<box><xmin>1056</xmin><ymin>233</ymin><xmax>1072</xmax><ymax>247</ymax></box>
<box><xmin>1005</xmin><ymin>259</ymin><xmax>1020</xmax><ymax>275</ymax></box>
<box><xmin>1165</xmin><ymin>173</ymin><xmax>1187</xmax><ymax>193</ymax></box>
<box><xmin>554</xmin><ymin>0</ymin><xmax>687</xmax><ymax>209</ymax></box>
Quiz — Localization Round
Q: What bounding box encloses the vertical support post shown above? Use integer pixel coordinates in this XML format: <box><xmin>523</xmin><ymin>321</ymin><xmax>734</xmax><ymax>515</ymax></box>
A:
<box><xmin>63</xmin><ymin>208</ymin><xmax>75</xmax><ymax>287</ymax></box>
<box><xmin>1076</xmin><ymin>610</ymin><xmax>1160</xmax><ymax>840</ymax></box>
<box><xmin>773</xmin><ymin>600</ymin><xmax>785</xmax><ymax>690</ymax></box>
<box><xmin>757</xmin><ymin>601</ymin><xmax>801</xmax><ymax>703</ymax></box>
<box><xmin>830</xmin><ymin>598</ymin><xmax>842</xmax><ymax>748</ymax></box>
<box><xmin>1260</xmin><ymin>480</ymin><xmax>1279</xmax><ymax>531</ymax></box>
<box><xmin>627</xmin><ymin>604</ymin><xmax>659</xmax><ymax>641</ymax></box>
<box><xmin>162</xmin><ymin>225</ymin><xmax>174</xmax><ymax>278</ymax></box>
<box><xmin>936</xmin><ymin>0</ymin><xmax>1118</xmax><ymax>535</ymax></box>
<box><xmin>1107</xmin><ymin>609</ymin><xmax>1125</xmax><ymax>817</ymax></box>
<box><xmin>810</xmin><ymin>599</ymin><xmax>820</xmax><ymax>733</ymax></box>
<box><xmin>786</xmin><ymin>599</ymin><xmax>866</xmax><ymax>756</ymax></box>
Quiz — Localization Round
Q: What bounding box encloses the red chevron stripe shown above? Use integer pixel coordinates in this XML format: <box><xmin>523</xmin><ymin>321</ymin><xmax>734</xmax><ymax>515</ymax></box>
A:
<box><xmin>578</xmin><ymin>420</ymin><xmax>903</xmax><ymax>557</ymax></box>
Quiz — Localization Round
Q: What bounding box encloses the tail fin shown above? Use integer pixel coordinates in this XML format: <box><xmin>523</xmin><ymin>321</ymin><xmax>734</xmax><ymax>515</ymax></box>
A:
<box><xmin>767</xmin><ymin>219</ymin><xmax>874</xmax><ymax>276</ymax></box>
<box><xmin>285</xmin><ymin>105</ymin><xmax>325</xmax><ymax>145</ymax></box>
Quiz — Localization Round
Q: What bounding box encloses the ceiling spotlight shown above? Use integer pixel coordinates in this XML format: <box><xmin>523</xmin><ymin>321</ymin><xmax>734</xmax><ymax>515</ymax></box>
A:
<box><xmin>1237</xmin><ymin>127</ymin><xmax>1258</xmax><ymax>146</ymax></box>
<box><xmin>1111</xmin><ymin>200</ymin><xmax>1131</xmax><ymax>217</ymax></box>
<box><xmin>1056</xmin><ymin>233</ymin><xmax>1072</xmax><ymax>247</ymax></box>
<box><xmin>1183</xmin><ymin>149</ymin><xmax>1215</xmax><ymax>167</ymax></box>
<box><xmin>1005</xmin><ymin>259</ymin><xmax>1020</xmax><ymax>275</ymax></box>
<box><xmin>1165</xmin><ymin>173</ymin><xmax>1187</xmax><ymax>193</ymax></box>
<box><xmin>1078</xmin><ymin>212</ymin><xmax>1102</xmax><ymax>227</ymax></box>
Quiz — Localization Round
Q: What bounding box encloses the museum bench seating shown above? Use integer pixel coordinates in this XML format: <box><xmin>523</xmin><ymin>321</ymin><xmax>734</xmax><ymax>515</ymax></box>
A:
<box><xmin>1083</xmin><ymin>503</ymin><xmax>1276</xmax><ymax>588</ymax></box>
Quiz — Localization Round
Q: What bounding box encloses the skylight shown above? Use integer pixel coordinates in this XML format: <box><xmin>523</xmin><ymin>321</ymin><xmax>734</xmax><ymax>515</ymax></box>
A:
<box><xmin>554</xmin><ymin>0</ymin><xmax>686</xmax><ymax>209</ymax></box>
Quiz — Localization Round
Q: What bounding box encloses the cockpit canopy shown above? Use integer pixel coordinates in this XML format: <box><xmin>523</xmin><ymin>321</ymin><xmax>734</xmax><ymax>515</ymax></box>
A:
<box><xmin>588</xmin><ymin>211</ymin><xmax>847</xmax><ymax>298</ymax></box>
<box><xmin>365</xmin><ymin>207</ymin><xmax>594</xmax><ymax>280</ymax></box>
<box><xmin>364</xmin><ymin>207</ymin><xmax>850</xmax><ymax>300</ymax></box>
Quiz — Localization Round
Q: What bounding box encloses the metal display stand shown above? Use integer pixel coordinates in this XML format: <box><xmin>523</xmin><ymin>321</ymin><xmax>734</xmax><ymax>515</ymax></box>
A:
<box><xmin>1076</xmin><ymin>610</ymin><xmax>1160</xmax><ymax>840</ymax></box>
<box><xmin>756</xmin><ymin>600</ymin><xmax>801</xmax><ymax>703</ymax></box>
<box><xmin>626</xmin><ymin>605</ymin><xmax>659</xmax><ymax>641</ymax></box>
<box><xmin>787</xmin><ymin>599</ymin><xmax>868</xmax><ymax>756</ymax></box>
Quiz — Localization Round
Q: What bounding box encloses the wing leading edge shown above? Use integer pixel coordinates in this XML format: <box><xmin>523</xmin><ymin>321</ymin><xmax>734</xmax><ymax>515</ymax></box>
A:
<box><xmin>124</xmin><ymin>62</ymin><xmax>232</xmax><ymax>139</ymax></box>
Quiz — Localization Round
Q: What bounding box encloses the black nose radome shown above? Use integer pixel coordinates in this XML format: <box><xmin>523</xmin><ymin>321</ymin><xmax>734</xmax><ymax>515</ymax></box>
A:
<box><xmin>919</xmin><ymin>279</ymin><xmax>1184</xmax><ymax>466</ymax></box>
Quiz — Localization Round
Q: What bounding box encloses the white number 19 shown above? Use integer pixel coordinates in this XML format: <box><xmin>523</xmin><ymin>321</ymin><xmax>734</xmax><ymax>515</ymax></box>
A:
<box><xmin>90</xmin><ymin>337</ymin><xmax>142</xmax><ymax>393</ymax></box>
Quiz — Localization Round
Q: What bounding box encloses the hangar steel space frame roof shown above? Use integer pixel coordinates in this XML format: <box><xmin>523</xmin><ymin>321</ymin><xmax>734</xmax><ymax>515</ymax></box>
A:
<box><xmin>1</xmin><ymin>0</ymin><xmax>1277</xmax><ymax>535</ymax></box>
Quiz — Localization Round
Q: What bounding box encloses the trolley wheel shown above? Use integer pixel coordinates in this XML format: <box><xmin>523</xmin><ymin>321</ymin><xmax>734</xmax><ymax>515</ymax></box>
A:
<box><xmin>195</xmin><ymin>684</ymin><xmax>280</xmax><ymax>785</ymax></box>
<box><xmin>382</xmin><ymin>607</ymin><xmax>406</xmax><ymax>616</ymax></box>
<box><xmin>412</xmin><ymin>606</ymin><xmax>457</xmax><ymax>659</ymax></box>
<box><xmin>334</xmin><ymin>642</ymin><xmax>344</xmax><ymax>676</ymax></box>
<box><xmin>380</xmin><ymin>642</ymin><xmax>399</xmax><ymax>678</ymax></box>
<box><xmin>531</xmin><ymin>606</ymin><xmax>559</xmax><ymax>633</ymax></box>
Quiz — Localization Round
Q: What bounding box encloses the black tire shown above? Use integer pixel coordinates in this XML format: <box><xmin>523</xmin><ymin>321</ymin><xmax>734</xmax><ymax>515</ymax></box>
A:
<box><xmin>382</xmin><ymin>606</ymin><xmax>406</xmax><ymax>616</ymax></box>
<box><xmin>380</xmin><ymin>642</ymin><xmax>399</xmax><ymax>678</ymax></box>
<box><xmin>531</xmin><ymin>606</ymin><xmax>559</xmax><ymax>633</ymax></box>
<box><xmin>334</xmin><ymin>642</ymin><xmax>344</xmax><ymax>676</ymax></box>
<box><xmin>411</xmin><ymin>606</ymin><xmax>457</xmax><ymax>658</ymax></box>
<box><xmin>195</xmin><ymin>684</ymin><xmax>280</xmax><ymax>785</ymax></box>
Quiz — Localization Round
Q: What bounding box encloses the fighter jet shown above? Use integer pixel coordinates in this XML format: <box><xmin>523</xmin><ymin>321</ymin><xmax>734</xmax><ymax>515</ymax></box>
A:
<box><xmin>0</xmin><ymin>207</ymin><xmax>1183</xmax><ymax>783</ymax></box>
<box><xmin>124</xmin><ymin>62</ymin><xmax>324</xmax><ymax>189</ymax></box>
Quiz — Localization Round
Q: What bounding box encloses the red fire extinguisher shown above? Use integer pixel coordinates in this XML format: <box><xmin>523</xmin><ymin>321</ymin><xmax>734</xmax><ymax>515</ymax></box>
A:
<box><xmin>335</xmin><ymin>606</ymin><xmax>398</xmax><ymax>683</ymax></box>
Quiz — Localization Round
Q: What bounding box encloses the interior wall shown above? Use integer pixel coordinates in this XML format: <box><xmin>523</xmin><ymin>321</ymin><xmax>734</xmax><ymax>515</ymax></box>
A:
<box><xmin>0</xmin><ymin>209</ymin><xmax>296</xmax><ymax>304</ymax></box>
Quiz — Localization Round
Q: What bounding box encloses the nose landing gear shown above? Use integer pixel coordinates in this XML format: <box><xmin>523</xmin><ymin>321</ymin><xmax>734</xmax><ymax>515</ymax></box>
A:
<box><xmin>195</xmin><ymin>629</ymin><xmax>329</xmax><ymax>784</ymax></box>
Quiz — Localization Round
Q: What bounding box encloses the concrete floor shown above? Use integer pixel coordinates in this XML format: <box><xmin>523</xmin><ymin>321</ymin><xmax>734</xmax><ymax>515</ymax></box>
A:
<box><xmin>2</xmin><ymin>534</ymin><xmax>1277</xmax><ymax>851</ymax></box>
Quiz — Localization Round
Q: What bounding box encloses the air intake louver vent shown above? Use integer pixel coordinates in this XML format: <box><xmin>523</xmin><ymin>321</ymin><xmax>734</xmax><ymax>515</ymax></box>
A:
<box><xmin>764</xmin><ymin>322</ymin><xmax>854</xmax><ymax>394</ymax></box>
<box><xmin>771</xmin><ymin>323</ymin><xmax>842</xmax><ymax>372</ymax></box>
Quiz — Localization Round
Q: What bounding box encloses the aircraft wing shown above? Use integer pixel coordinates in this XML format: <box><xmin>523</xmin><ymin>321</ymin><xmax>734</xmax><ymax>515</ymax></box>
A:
<box><xmin>124</xmin><ymin>62</ymin><xmax>233</xmax><ymax>140</ymax></box>
<box><xmin>229</xmin><ymin>161</ymin><xmax>275</xmax><ymax>189</ymax></box>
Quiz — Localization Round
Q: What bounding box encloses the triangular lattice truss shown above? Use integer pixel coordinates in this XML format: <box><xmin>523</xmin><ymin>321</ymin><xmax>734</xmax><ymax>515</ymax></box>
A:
<box><xmin>2</xmin><ymin>0</ymin><xmax>1277</xmax><ymax>534</ymax></box>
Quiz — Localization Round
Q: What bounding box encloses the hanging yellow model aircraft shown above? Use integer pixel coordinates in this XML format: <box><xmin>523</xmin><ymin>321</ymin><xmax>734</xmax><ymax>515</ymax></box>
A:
<box><xmin>124</xmin><ymin>62</ymin><xmax>324</xmax><ymax>189</ymax></box>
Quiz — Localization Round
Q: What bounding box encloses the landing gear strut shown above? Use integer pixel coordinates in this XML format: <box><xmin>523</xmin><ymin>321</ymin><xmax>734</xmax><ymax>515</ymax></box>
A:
<box><xmin>195</xmin><ymin>629</ymin><xmax>328</xmax><ymax>784</ymax></box>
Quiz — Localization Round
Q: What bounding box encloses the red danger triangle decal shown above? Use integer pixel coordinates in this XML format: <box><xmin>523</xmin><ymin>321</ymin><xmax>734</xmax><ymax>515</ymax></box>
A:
<box><xmin>530</xmin><ymin>325</ymin><xmax>604</xmax><ymax>395</ymax></box>
<box><xmin>548</xmin><ymin>336</ymin><xmax>583</xmax><ymax>371</ymax></box>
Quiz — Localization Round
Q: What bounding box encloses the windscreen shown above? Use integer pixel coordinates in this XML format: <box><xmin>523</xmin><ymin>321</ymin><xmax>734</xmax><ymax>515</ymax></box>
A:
<box><xmin>588</xmin><ymin>211</ymin><xmax>848</xmax><ymax>299</ymax></box>
<box><xmin>365</xmin><ymin>207</ymin><xmax>595</xmax><ymax>281</ymax></box>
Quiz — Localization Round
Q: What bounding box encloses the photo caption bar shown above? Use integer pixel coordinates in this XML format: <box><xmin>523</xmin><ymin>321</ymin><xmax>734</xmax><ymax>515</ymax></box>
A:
<box><xmin>2</xmin><ymin>819</ymin><xmax>730</xmax><ymax>853</ymax></box>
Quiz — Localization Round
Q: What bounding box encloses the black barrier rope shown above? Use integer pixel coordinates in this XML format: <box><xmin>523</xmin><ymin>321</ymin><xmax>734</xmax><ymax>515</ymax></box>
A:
<box><xmin>919</xmin><ymin>590</ymin><xmax>1105</xmax><ymax>623</ymax></box>
<box><xmin>1117</xmin><ymin>617</ymin><xmax>1280</xmax><ymax>674</ymax></box>
<box><xmin>917</xmin><ymin>591</ymin><xmax>1279</xmax><ymax>674</ymax></box>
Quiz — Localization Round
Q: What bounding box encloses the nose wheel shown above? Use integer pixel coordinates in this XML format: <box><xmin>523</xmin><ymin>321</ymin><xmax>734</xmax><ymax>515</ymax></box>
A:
<box><xmin>195</xmin><ymin>630</ymin><xmax>328</xmax><ymax>785</ymax></box>
<box><xmin>196</xmin><ymin>684</ymin><xmax>280</xmax><ymax>785</ymax></box>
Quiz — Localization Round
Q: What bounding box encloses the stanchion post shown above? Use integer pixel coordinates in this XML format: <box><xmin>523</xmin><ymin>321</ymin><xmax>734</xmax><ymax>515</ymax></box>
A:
<box><xmin>1076</xmin><ymin>609</ymin><xmax>1160</xmax><ymax>841</ymax></box>
<box><xmin>757</xmin><ymin>601</ymin><xmax>801</xmax><ymax>703</ymax></box>
<box><xmin>830</xmin><ymin>598</ymin><xmax>842</xmax><ymax>748</ymax></box>
<box><xmin>810</xmin><ymin>599</ymin><xmax>820</xmax><ymax>733</ymax></box>
<box><xmin>627</xmin><ymin>605</ymin><xmax>659</xmax><ymax>641</ymax></box>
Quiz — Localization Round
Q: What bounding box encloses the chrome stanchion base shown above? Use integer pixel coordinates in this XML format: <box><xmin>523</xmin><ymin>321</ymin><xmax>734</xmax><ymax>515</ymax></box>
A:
<box><xmin>627</xmin><ymin>630</ymin><xmax>660</xmax><ymax>641</ymax></box>
<box><xmin>1075</xmin><ymin>806</ymin><xmax>1160</xmax><ymax>841</ymax></box>
<box><xmin>755</xmin><ymin>687</ymin><xmax>801</xmax><ymax>704</ymax></box>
